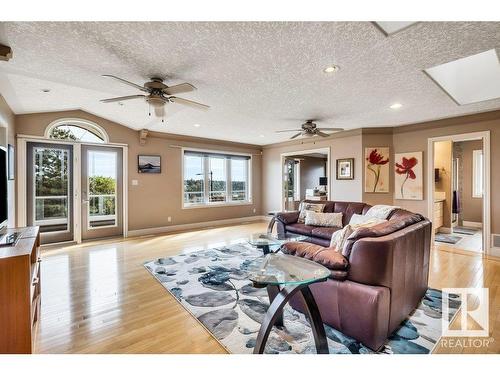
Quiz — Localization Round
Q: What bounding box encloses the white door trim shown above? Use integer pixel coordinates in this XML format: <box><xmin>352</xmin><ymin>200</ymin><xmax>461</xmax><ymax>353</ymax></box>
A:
<box><xmin>280</xmin><ymin>147</ymin><xmax>331</xmax><ymax>212</ymax></box>
<box><xmin>16</xmin><ymin>136</ymin><xmax>129</xmax><ymax>242</ymax></box>
<box><xmin>427</xmin><ymin>131</ymin><xmax>491</xmax><ymax>254</ymax></box>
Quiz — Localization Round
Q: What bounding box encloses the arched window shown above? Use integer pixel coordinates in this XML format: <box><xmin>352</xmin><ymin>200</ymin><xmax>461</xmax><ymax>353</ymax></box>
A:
<box><xmin>45</xmin><ymin>119</ymin><xmax>109</xmax><ymax>143</ymax></box>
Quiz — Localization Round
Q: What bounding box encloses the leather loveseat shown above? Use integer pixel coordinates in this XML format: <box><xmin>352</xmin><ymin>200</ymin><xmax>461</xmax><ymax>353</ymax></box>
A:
<box><xmin>275</xmin><ymin>200</ymin><xmax>431</xmax><ymax>351</ymax></box>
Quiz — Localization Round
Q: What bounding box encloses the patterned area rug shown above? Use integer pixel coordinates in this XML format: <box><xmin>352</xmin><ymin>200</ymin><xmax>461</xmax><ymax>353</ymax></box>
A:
<box><xmin>144</xmin><ymin>243</ymin><xmax>460</xmax><ymax>354</ymax></box>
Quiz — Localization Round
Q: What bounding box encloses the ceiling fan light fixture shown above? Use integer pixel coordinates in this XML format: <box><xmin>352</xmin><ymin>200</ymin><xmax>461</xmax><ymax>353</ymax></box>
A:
<box><xmin>323</xmin><ymin>65</ymin><xmax>340</xmax><ymax>74</ymax></box>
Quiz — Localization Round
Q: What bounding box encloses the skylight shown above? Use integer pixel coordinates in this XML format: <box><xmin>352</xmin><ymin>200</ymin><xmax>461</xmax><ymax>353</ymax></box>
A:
<box><xmin>425</xmin><ymin>49</ymin><xmax>500</xmax><ymax>105</ymax></box>
<box><xmin>374</xmin><ymin>22</ymin><xmax>417</xmax><ymax>35</ymax></box>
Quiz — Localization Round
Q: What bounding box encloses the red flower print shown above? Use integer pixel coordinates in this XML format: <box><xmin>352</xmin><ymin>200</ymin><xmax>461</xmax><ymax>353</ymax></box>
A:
<box><xmin>367</xmin><ymin>149</ymin><xmax>389</xmax><ymax>165</ymax></box>
<box><xmin>395</xmin><ymin>156</ymin><xmax>418</xmax><ymax>199</ymax></box>
<box><xmin>395</xmin><ymin>157</ymin><xmax>418</xmax><ymax>179</ymax></box>
<box><xmin>366</xmin><ymin>149</ymin><xmax>390</xmax><ymax>192</ymax></box>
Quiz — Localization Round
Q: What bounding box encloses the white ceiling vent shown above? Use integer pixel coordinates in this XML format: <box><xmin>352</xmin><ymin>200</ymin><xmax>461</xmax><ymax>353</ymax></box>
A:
<box><xmin>425</xmin><ymin>49</ymin><xmax>500</xmax><ymax>105</ymax></box>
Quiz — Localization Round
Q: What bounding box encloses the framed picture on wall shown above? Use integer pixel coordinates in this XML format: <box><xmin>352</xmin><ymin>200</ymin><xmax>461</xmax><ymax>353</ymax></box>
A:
<box><xmin>394</xmin><ymin>151</ymin><xmax>423</xmax><ymax>200</ymax></box>
<box><xmin>365</xmin><ymin>147</ymin><xmax>390</xmax><ymax>193</ymax></box>
<box><xmin>7</xmin><ymin>144</ymin><xmax>14</xmax><ymax>180</ymax></box>
<box><xmin>138</xmin><ymin>155</ymin><xmax>161</xmax><ymax>173</ymax></box>
<box><xmin>336</xmin><ymin>158</ymin><xmax>354</xmax><ymax>180</ymax></box>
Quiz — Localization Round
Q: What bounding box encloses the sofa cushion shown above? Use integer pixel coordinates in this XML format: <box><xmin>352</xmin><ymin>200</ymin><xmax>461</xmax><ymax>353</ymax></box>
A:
<box><xmin>311</xmin><ymin>226</ymin><xmax>340</xmax><ymax>240</ymax></box>
<box><xmin>333</xmin><ymin>202</ymin><xmax>370</xmax><ymax>226</ymax></box>
<box><xmin>281</xmin><ymin>242</ymin><xmax>349</xmax><ymax>271</ymax></box>
<box><xmin>286</xmin><ymin>223</ymin><xmax>314</xmax><ymax>236</ymax></box>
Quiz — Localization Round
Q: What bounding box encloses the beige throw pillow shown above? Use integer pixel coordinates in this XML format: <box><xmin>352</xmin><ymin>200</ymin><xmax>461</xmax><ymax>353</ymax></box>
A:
<box><xmin>298</xmin><ymin>202</ymin><xmax>325</xmax><ymax>223</ymax></box>
<box><xmin>305</xmin><ymin>211</ymin><xmax>343</xmax><ymax>228</ymax></box>
<box><xmin>330</xmin><ymin>217</ymin><xmax>387</xmax><ymax>252</ymax></box>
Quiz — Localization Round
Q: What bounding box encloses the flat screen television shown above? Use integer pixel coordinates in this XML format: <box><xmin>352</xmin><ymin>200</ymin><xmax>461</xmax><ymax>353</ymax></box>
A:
<box><xmin>0</xmin><ymin>146</ymin><xmax>7</xmax><ymax>231</ymax></box>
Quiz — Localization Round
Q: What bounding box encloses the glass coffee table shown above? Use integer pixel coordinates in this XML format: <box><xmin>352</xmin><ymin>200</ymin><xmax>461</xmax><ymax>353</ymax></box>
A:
<box><xmin>246</xmin><ymin>253</ymin><xmax>330</xmax><ymax>354</ymax></box>
<box><xmin>247</xmin><ymin>233</ymin><xmax>307</xmax><ymax>255</ymax></box>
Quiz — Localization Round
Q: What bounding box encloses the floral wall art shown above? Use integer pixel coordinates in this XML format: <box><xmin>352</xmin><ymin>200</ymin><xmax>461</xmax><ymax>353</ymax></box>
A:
<box><xmin>394</xmin><ymin>152</ymin><xmax>423</xmax><ymax>200</ymax></box>
<box><xmin>365</xmin><ymin>147</ymin><xmax>390</xmax><ymax>193</ymax></box>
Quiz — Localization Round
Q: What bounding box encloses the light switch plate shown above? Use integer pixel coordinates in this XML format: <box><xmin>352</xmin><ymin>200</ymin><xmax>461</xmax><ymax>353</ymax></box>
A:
<box><xmin>131</xmin><ymin>179</ymin><xmax>138</xmax><ymax>186</ymax></box>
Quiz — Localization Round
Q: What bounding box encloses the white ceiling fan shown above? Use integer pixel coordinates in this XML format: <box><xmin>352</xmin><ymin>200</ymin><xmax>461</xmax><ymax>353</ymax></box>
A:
<box><xmin>100</xmin><ymin>75</ymin><xmax>210</xmax><ymax>120</ymax></box>
<box><xmin>276</xmin><ymin>120</ymin><xmax>344</xmax><ymax>139</ymax></box>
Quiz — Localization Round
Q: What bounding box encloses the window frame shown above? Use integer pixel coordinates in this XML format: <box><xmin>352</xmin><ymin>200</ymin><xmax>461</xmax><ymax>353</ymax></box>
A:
<box><xmin>182</xmin><ymin>147</ymin><xmax>252</xmax><ymax>209</ymax></box>
<box><xmin>45</xmin><ymin>118</ymin><xmax>110</xmax><ymax>144</ymax></box>
<box><xmin>472</xmin><ymin>149</ymin><xmax>484</xmax><ymax>198</ymax></box>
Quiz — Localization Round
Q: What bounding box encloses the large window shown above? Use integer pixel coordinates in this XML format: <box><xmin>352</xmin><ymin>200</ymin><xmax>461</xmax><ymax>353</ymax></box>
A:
<box><xmin>183</xmin><ymin>150</ymin><xmax>251</xmax><ymax>207</ymax></box>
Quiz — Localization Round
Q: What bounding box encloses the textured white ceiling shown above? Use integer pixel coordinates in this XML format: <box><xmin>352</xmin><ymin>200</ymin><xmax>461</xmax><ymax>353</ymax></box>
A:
<box><xmin>0</xmin><ymin>22</ymin><xmax>499</xmax><ymax>145</ymax></box>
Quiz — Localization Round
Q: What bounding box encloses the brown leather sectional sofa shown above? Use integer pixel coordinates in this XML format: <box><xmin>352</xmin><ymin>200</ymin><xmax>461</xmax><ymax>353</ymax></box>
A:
<box><xmin>275</xmin><ymin>200</ymin><xmax>432</xmax><ymax>351</ymax></box>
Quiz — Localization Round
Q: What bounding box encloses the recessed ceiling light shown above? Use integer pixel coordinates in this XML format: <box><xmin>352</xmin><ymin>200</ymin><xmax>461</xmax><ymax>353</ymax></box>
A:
<box><xmin>259</xmin><ymin>134</ymin><xmax>265</xmax><ymax>138</ymax></box>
<box><xmin>323</xmin><ymin>65</ymin><xmax>339</xmax><ymax>74</ymax></box>
<box><xmin>424</xmin><ymin>49</ymin><xmax>500</xmax><ymax>105</ymax></box>
<box><xmin>390</xmin><ymin>103</ymin><xmax>403</xmax><ymax>109</ymax></box>
<box><xmin>194</xmin><ymin>123</ymin><xmax>201</xmax><ymax>127</ymax></box>
<box><xmin>41</xmin><ymin>89</ymin><xmax>51</xmax><ymax>93</ymax></box>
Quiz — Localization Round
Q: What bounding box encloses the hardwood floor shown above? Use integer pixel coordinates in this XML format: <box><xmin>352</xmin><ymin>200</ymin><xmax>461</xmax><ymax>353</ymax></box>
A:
<box><xmin>35</xmin><ymin>222</ymin><xmax>500</xmax><ymax>354</ymax></box>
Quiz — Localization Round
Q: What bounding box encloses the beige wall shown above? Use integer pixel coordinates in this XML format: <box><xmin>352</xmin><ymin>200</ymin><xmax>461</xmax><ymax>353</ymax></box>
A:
<box><xmin>455</xmin><ymin>140</ymin><xmax>483</xmax><ymax>223</ymax></box>
<box><xmin>434</xmin><ymin>140</ymin><xmax>452</xmax><ymax>228</ymax></box>
<box><xmin>393</xmin><ymin>111</ymin><xmax>500</xmax><ymax>234</ymax></box>
<box><xmin>14</xmin><ymin>110</ymin><xmax>263</xmax><ymax>231</ymax></box>
<box><xmin>0</xmin><ymin>94</ymin><xmax>15</xmax><ymax>228</ymax></box>
<box><xmin>262</xmin><ymin>131</ymin><xmax>363</xmax><ymax>213</ymax></box>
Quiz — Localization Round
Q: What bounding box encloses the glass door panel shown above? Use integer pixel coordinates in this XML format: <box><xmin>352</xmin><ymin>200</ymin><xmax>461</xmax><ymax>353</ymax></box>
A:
<box><xmin>81</xmin><ymin>145</ymin><xmax>122</xmax><ymax>240</ymax></box>
<box><xmin>27</xmin><ymin>142</ymin><xmax>73</xmax><ymax>244</ymax></box>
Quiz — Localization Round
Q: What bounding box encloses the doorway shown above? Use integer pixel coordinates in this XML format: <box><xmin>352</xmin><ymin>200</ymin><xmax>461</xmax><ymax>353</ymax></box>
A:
<box><xmin>281</xmin><ymin>148</ymin><xmax>330</xmax><ymax>211</ymax></box>
<box><xmin>428</xmin><ymin>132</ymin><xmax>490</xmax><ymax>254</ymax></box>
<box><xmin>81</xmin><ymin>145</ymin><xmax>123</xmax><ymax>240</ymax></box>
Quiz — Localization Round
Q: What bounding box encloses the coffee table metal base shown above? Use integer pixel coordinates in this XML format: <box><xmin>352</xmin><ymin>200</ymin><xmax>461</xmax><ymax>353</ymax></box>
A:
<box><xmin>253</xmin><ymin>283</ymin><xmax>329</xmax><ymax>354</ymax></box>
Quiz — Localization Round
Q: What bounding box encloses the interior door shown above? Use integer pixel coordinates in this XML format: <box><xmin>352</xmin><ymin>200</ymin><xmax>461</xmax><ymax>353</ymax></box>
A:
<box><xmin>81</xmin><ymin>145</ymin><xmax>123</xmax><ymax>240</ymax></box>
<box><xmin>27</xmin><ymin>142</ymin><xmax>74</xmax><ymax>244</ymax></box>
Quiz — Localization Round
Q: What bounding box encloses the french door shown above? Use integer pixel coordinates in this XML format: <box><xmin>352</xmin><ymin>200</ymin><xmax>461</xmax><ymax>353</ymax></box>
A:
<box><xmin>26</xmin><ymin>142</ymin><xmax>123</xmax><ymax>244</ymax></box>
<box><xmin>81</xmin><ymin>145</ymin><xmax>123</xmax><ymax>240</ymax></box>
<box><xmin>27</xmin><ymin>142</ymin><xmax>74</xmax><ymax>244</ymax></box>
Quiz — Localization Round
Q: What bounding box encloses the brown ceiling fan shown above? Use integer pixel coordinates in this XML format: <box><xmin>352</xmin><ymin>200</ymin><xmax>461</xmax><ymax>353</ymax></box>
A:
<box><xmin>100</xmin><ymin>75</ymin><xmax>210</xmax><ymax>120</ymax></box>
<box><xmin>276</xmin><ymin>120</ymin><xmax>344</xmax><ymax>139</ymax></box>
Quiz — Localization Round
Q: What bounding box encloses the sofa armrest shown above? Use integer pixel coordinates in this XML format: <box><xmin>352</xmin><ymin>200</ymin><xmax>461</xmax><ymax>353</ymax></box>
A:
<box><xmin>275</xmin><ymin>211</ymin><xmax>300</xmax><ymax>225</ymax></box>
<box><xmin>347</xmin><ymin>220</ymin><xmax>431</xmax><ymax>289</ymax></box>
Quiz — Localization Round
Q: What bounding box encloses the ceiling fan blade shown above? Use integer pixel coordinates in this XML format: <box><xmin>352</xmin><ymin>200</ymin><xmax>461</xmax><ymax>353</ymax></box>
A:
<box><xmin>163</xmin><ymin>83</ymin><xmax>196</xmax><ymax>95</ymax></box>
<box><xmin>100</xmin><ymin>94</ymin><xmax>146</xmax><ymax>103</ymax></box>
<box><xmin>275</xmin><ymin>129</ymin><xmax>301</xmax><ymax>133</ymax></box>
<box><xmin>290</xmin><ymin>132</ymin><xmax>303</xmax><ymax>139</ymax></box>
<box><xmin>154</xmin><ymin>105</ymin><xmax>165</xmax><ymax>118</ymax></box>
<box><xmin>170</xmin><ymin>96</ymin><xmax>210</xmax><ymax>110</ymax></box>
<box><xmin>316</xmin><ymin>131</ymin><xmax>330</xmax><ymax>137</ymax></box>
<box><xmin>102</xmin><ymin>74</ymin><xmax>149</xmax><ymax>92</ymax></box>
<box><xmin>317</xmin><ymin>127</ymin><xmax>344</xmax><ymax>132</ymax></box>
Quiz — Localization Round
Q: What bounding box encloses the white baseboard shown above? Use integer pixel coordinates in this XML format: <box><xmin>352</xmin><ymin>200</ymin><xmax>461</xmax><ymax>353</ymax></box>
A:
<box><xmin>128</xmin><ymin>215</ymin><xmax>268</xmax><ymax>237</ymax></box>
<box><xmin>462</xmin><ymin>220</ymin><xmax>483</xmax><ymax>229</ymax></box>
